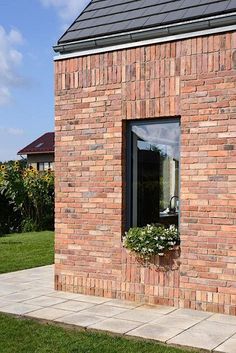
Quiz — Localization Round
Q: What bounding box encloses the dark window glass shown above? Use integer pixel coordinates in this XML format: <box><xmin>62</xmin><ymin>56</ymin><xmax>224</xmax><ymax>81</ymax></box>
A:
<box><xmin>128</xmin><ymin>119</ymin><xmax>180</xmax><ymax>228</ymax></box>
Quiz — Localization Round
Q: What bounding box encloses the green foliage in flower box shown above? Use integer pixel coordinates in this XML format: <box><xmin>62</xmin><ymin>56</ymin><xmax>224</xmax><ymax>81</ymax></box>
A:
<box><xmin>123</xmin><ymin>224</ymin><xmax>180</xmax><ymax>261</ymax></box>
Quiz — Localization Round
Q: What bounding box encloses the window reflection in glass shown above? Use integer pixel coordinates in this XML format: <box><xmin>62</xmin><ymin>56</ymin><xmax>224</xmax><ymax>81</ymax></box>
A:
<box><xmin>37</xmin><ymin>162</ymin><xmax>53</xmax><ymax>171</ymax></box>
<box><xmin>129</xmin><ymin>120</ymin><xmax>180</xmax><ymax>228</ymax></box>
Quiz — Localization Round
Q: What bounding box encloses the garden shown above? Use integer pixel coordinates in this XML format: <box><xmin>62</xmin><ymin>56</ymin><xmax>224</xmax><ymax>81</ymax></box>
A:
<box><xmin>0</xmin><ymin>230</ymin><xmax>54</xmax><ymax>273</ymax></box>
<box><xmin>0</xmin><ymin>161</ymin><xmax>54</xmax><ymax>235</ymax></box>
<box><xmin>0</xmin><ymin>162</ymin><xmax>55</xmax><ymax>273</ymax></box>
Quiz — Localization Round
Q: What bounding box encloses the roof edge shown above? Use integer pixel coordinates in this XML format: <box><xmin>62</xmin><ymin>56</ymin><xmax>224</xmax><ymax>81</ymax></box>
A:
<box><xmin>54</xmin><ymin>24</ymin><xmax>236</xmax><ymax>62</ymax></box>
<box><xmin>54</xmin><ymin>13</ymin><xmax>236</xmax><ymax>55</ymax></box>
<box><xmin>17</xmin><ymin>151</ymin><xmax>54</xmax><ymax>156</ymax></box>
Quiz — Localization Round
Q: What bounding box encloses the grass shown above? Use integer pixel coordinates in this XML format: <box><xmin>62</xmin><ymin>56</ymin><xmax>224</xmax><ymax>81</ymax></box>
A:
<box><xmin>0</xmin><ymin>231</ymin><xmax>54</xmax><ymax>274</ymax></box>
<box><xmin>0</xmin><ymin>313</ymin><xmax>196</xmax><ymax>353</ymax></box>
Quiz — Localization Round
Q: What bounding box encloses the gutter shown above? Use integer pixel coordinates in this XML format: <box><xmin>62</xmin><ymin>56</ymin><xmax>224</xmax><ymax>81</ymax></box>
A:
<box><xmin>54</xmin><ymin>12</ymin><xmax>236</xmax><ymax>59</ymax></box>
<box><xmin>17</xmin><ymin>151</ymin><xmax>54</xmax><ymax>156</ymax></box>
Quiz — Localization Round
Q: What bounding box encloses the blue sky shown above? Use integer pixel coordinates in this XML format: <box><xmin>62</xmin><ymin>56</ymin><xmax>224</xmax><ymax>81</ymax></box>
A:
<box><xmin>0</xmin><ymin>0</ymin><xmax>90</xmax><ymax>161</ymax></box>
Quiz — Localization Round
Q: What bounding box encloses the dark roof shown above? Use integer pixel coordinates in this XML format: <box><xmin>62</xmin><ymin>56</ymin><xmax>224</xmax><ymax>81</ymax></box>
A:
<box><xmin>55</xmin><ymin>0</ymin><xmax>236</xmax><ymax>53</ymax></box>
<box><xmin>18</xmin><ymin>132</ymin><xmax>54</xmax><ymax>155</ymax></box>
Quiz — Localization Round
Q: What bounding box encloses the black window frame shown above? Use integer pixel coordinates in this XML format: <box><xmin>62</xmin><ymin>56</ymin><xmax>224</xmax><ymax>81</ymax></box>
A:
<box><xmin>126</xmin><ymin>117</ymin><xmax>181</xmax><ymax>230</ymax></box>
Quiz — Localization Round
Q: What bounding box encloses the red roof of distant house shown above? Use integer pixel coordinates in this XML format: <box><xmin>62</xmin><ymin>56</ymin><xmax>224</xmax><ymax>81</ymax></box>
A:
<box><xmin>18</xmin><ymin>132</ymin><xmax>54</xmax><ymax>155</ymax></box>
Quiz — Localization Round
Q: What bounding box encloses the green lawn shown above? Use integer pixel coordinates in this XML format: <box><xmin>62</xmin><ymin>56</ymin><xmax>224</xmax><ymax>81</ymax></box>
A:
<box><xmin>0</xmin><ymin>231</ymin><xmax>54</xmax><ymax>274</ymax></box>
<box><xmin>0</xmin><ymin>314</ymin><xmax>196</xmax><ymax>353</ymax></box>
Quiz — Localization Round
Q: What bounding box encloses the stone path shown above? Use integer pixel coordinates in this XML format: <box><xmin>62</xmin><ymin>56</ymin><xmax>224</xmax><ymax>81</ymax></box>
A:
<box><xmin>0</xmin><ymin>265</ymin><xmax>236</xmax><ymax>352</ymax></box>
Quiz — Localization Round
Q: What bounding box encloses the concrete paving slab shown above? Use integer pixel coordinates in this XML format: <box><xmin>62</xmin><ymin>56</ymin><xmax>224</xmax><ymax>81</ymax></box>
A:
<box><xmin>16</xmin><ymin>284</ymin><xmax>48</xmax><ymax>291</ymax></box>
<box><xmin>89</xmin><ymin>318</ymin><xmax>142</xmax><ymax>334</ymax></box>
<box><xmin>26</xmin><ymin>307</ymin><xmax>71</xmax><ymax>320</ymax></box>
<box><xmin>151</xmin><ymin>314</ymin><xmax>204</xmax><ymax>329</ymax></box>
<box><xmin>81</xmin><ymin>304</ymin><xmax>127</xmax><ymax>318</ymax></box>
<box><xmin>23</xmin><ymin>296</ymin><xmax>67</xmax><ymax>307</ymax></box>
<box><xmin>105</xmin><ymin>299</ymin><xmax>141</xmax><ymax>309</ymax></box>
<box><xmin>0</xmin><ymin>288</ymin><xmax>18</xmax><ymax>296</ymax></box>
<box><xmin>1</xmin><ymin>291</ymin><xmax>43</xmax><ymax>302</ymax></box>
<box><xmin>22</xmin><ymin>289</ymin><xmax>55</xmax><ymax>297</ymax></box>
<box><xmin>2</xmin><ymin>279</ymin><xmax>32</xmax><ymax>285</ymax></box>
<box><xmin>115</xmin><ymin>308</ymin><xmax>164</xmax><ymax>323</ymax></box>
<box><xmin>0</xmin><ymin>284</ymin><xmax>25</xmax><ymax>293</ymax></box>
<box><xmin>127</xmin><ymin>323</ymin><xmax>183</xmax><ymax>342</ymax></box>
<box><xmin>190</xmin><ymin>320</ymin><xmax>236</xmax><ymax>336</ymax></box>
<box><xmin>50</xmin><ymin>292</ymin><xmax>110</xmax><ymax>304</ymax></box>
<box><xmin>168</xmin><ymin>321</ymin><xmax>236</xmax><ymax>350</ymax></box>
<box><xmin>0</xmin><ymin>283</ymin><xmax>23</xmax><ymax>291</ymax></box>
<box><xmin>52</xmin><ymin>300</ymin><xmax>95</xmax><ymax>312</ymax></box>
<box><xmin>136</xmin><ymin>304</ymin><xmax>177</xmax><ymax>315</ymax></box>
<box><xmin>0</xmin><ymin>279</ymin><xmax>16</xmax><ymax>285</ymax></box>
<box><xmin>73</xmin><ymin>294</ymin><xmax>111</xmax><ymax>304</ymax></box>
<box><xmin>215</xmin><ymin>334</ymin><xmax>236</xmax><ymax>353</ymax></box>
<box><xmin>168</xmin><ymin>308</ymin><xmax>212</xmax><ymax>319</ymax></box>
<box><xmin>55</xmin><ymin>312</ymin><xmax>105</xmax><ymax>327</ymax></box>
<box><xmin>0</xmin><ymin>303</ymin><xmax>41</xmax><ymax>315</ymax></box>
<box><xmin>0</xmin><ymin>299</ymin><xmax>14</xmax><ymax>308</ymax></box>
<box><xmin>208</xmin><ymin>313</ymin><xmax>236</xmax><ymax>326</ymax></box>
<box><xmin>30</xmin><ymin>281</ymin><xmax>54</xmax><ymax>289</ymax></box>
<box><xmin>48</xmin><ymin>291</ymin><xmax>89</xmax><ymax>300</ymax></box>
<box><xmin>169</xmin><ymin>329</ymin><xmax>228</xmax><ymax>351</ymax></box>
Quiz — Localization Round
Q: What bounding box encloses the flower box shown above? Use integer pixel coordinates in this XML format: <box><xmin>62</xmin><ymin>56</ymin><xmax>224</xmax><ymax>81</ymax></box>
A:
<box><xmin>123</xmin><ymin>224</ymin><xmax>180</xmax><ymax>269</ymax></box>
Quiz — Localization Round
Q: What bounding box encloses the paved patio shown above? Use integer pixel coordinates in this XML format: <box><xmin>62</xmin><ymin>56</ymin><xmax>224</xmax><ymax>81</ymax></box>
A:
<box><xmin>0</xmin><ymin>266</ymin><xmax>236</xmax><ymax>353</ymax></box>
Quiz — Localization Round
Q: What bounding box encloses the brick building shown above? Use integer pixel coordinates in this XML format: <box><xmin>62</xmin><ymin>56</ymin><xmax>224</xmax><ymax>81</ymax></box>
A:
<box><xmin>54</xmin><ymin>0</ymin><xmax>236</xmax><ymax>315</ymax></box>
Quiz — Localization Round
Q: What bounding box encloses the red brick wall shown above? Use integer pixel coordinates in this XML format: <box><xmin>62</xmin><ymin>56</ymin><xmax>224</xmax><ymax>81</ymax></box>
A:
<box><xmin>55</xmin><ymin>31</ymin><xmax>236</xmax><ymax>315</ymax></box>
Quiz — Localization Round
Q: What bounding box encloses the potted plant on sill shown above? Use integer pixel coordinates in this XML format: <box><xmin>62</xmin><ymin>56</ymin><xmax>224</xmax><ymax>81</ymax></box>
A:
<box><xmin>123</xmin><ymin>224</ymin><xmax>180</xmax><ymax>268</ymax></box>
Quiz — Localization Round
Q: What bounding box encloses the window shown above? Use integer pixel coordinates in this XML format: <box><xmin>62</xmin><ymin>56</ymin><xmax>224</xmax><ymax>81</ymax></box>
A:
<box><xmin>37</xmin><ymin>162</ymin><xmax>54</xmax><ymax>171</ymax></box>
<box><xmin>127</xmin><ymin>119</ymin><xmax>180</xmax><ymax>228</ymax></box>
<box><xmin>44</xmin><ymin>162</ymin><xmax>50</xmax><ymax>170</ymax></box>
<box><xmin>35</xmin><ymin>143</ymin><xmax>44</xmax><ymax>148</ymax></box>
<box><xmin>38</xmin><ymin>162</ymin><xmax>45</xmax><ymax>172</ymax></box>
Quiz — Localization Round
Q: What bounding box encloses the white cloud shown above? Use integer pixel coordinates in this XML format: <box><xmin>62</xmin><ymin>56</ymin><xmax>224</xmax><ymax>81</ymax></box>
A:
<box><xmin>0</xmin><ymin>26</ymin><xmax>24</xmax><ymax>106</ymax></box>
<box><xmin>0</xmin><ymin>127</ymin><xmax>24</xmax><ymax>136</ymax></box>
<box><xmin>0</xmin><ymin>87</ymin><xmax>10</xmax><ymax>106</ymax></box>
<box><xmin>40</xmin><ymin>0</ymin><xmax>91</xmax><ymax>24</ymax></box>
<box><xmin>8</xmin><ymin>29</ymin><xmax>24</xmax><ymax>45</ymax></box>
<box><xmin>0</xmin><ymin>127</ymin><xmax>24</xmax><ymax>161</ymax></box>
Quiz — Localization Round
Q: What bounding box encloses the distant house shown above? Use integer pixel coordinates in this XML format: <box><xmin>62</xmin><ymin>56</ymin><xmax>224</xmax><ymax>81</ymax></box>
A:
<box><xmin>18</xmin><ymin>132</ymin><xmax>54</xmax><ymax>171</ymax></box>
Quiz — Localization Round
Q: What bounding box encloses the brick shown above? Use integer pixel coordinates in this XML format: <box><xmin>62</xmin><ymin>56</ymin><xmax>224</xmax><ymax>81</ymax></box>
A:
<box><xmin>55</xmin><ymin>32</ymin><xmax>236</xmax><ymax>316</ymax></box>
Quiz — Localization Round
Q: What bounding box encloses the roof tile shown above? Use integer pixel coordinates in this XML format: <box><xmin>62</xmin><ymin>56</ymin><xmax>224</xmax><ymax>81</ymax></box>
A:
<box><xmin>18</xmin><ymin>132</ymin><xmax>54</xmax><ymax>155</ymax></box>
<box><xmin>57</xmin><ymin>0</ymin><xmax>236</xmax><ymax>45</ymax></box>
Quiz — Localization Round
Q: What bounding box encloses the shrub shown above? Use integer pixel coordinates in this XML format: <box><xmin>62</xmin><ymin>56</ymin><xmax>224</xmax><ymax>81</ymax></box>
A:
<box><xmin>123</xmin><ymin>224</ymin><xmax>180</xmax><ymax>261</ymax></box>
<box><xmin>0</xmin><ymin>162</ymin><xmax>54</xmax><ymax>234</ymax></box>
<box><xmin>0</xmin><ymin>193</ymin><xmax>21</xmax><ymax>235</ymax></box>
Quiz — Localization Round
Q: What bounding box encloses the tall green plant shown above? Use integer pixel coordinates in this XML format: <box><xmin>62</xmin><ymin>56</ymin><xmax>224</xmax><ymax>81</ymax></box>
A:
<box><xmin>0</xmin><ymin>162</ymin><xmax>54</xmax><ymax>233</ymax></box>
<box><xmin>0</xmin><ymin>193</ymin><xmax>21</xmax><ymax>235</ymax></box>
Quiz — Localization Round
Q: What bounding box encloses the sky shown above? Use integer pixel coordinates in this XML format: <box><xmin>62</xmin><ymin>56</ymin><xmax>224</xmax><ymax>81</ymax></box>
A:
<box><xmin>0</xmin><ymin>0</ymin><xmax>90</xmax><ymax>161</ymax></box>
